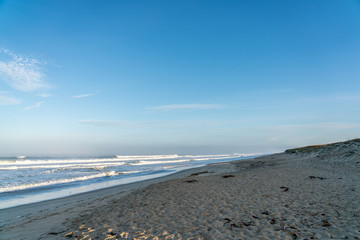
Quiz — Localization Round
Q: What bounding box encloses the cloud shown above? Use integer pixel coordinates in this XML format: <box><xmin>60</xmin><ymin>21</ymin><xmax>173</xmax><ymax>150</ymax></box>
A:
<box><xmin>257</xmin><ymin>122</ymin><xmax>360</xmax><ymax>131</ymax></box>
<box><xmin>72</xmin><ymin>93</ymin><xmax>95</xmax><ymax>98</ymax></box>
<box><xmin>77</xmin><ymin>119</ymin><xmax>229</xmax><ymax>129</ymax></box>
<box><xmin>148</xmin><ymin>104</ymin><xmax>226</xmax><ymax>111</ymax></box>
<box><xmin>0</xmin><ymin>95</ymin><xmax>21</xmax><ymax>105</ymax></box>
<box><xmin>24</xmin><ymin>101</ymin><xmax>44</xmax><ymax>110</ymax></box>
<box><xmin>37</xmin><ymin>93</ymin><xmax>51</xmax><ymax>98</ymax></box>
<box><xmin>77</xmin><ymin>120</ymin><xmax>128</xmax><ymax>127</ymax></box>
<box><xmin>0</xmin><ymin>49</ymin><xmax>49</xmax><ymax>92</ymax></box>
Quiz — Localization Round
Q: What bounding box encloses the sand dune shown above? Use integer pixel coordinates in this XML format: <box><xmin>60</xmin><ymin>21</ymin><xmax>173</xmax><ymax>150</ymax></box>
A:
<box><xmin>1</xmin><ymin>139</ymin><xmax>359</xmax><ymax>239</ymax></box>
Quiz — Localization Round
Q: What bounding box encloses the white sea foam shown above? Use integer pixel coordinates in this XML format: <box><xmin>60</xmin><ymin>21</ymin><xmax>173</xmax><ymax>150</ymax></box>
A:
<box><xmin>0</xmin><ymin>161</ymin><xmax>127</xmax><ymax>170</ymax></box>
<box><xmin>132</xmin><ymin>159</ymin><xmax>190</xmax><ymax>165</ymax></box>
<box><xmin>0</xmin><ymin>154</ymin><xmax>255</xmax><ymax>166</ymax></box>
<box><xmin>115</xmin><ymin>154</ymin><xmax>179</xmax><ymax>160</ymax></box>
<box><xmin>0</xmin><ymin>158</ymin><xmax>132</xmax><ymax>165</ymax></box>
<box><xmin>0</xmin><ymin>171</ymin><xmax>120</xmax><ymax>193</ymax></box>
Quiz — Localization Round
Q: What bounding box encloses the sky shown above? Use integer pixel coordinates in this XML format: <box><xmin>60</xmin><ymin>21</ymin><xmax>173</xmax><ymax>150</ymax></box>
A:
<box><xmin>0</xmin><ymin>0</ymin><xmax>360</xmax><ymax>156</ymax></box>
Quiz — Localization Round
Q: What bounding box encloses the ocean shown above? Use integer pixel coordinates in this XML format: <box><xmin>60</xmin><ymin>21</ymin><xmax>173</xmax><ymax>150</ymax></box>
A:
<box><xmin>0</xmin><ymin>153</ymin><xmax>259</xmax><ymax>209</ymax></box>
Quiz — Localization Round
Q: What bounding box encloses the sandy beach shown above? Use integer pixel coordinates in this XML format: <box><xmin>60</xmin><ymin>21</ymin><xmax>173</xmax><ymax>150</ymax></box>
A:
<box><xmin>1</xmin><ymin>139</ymin><xmax>359</xmax><ymax>239</ymax></box>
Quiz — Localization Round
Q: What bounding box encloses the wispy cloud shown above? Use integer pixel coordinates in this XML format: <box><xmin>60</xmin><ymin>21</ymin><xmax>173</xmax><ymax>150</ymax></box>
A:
<box><xmin>77</xmin><ymin>120</ymin><xmax>128</xmax><ymax>127</ymax></box>
<box><xmin>37</xmin><ymin>93</ymin><xmax>51</xmax><ymax>98</ymax></box>
<box><xmin>256</xmin><ymin>122</ymin><xmax>360</xmax><ymax>131</ymax></box>
<box><xmin>24</xmin><ymin>101</ymin><xmax>44</xmax><ymax>110</ymax></box>
<box><xmin>0</xmin><ymin>48</ymin><xmax>49</xmax><ymax>92</ymax></box>
<box><xmin>0</xmin><ymin>95</ymin><xmax>21</xmax><ymax>105</ymax></box>
<box><xmin>72</xmin><ymin>93</ymin><xmax>95</xmax><ymax>99</ymax></box>
<box><xmin>148</xmin><ymin>104</ymin><xmax>227</xmax><ymax>111</ymax></box>
<box><xmin>77</xmin><ymin>119</ymin><xmax>229</xmax><ymax>128</ymax></box>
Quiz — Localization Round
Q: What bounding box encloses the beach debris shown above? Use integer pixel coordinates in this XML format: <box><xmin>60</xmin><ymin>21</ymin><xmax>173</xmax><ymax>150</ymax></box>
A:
<box><xmin>223</xmin><ymin>218</ymin><xmax>254</xmax><ymax>230</ymax></box>
<box><xmin>184</xmin><ymin>179</ymin><xmax>197</xmax><ymax>183</ymax></box>
<box><xmin>309</xmin><ymin>176</ymin><xmax>326</xmax><ymax>180</ymax></box>
<box><xmin>240</xmin><ymin>221</ymin><xmax>254</xmax><ymax>227</ymax></box>
<box><xmin>289</xmin><ymin>225</ymin><xmax>300</xmax><ymax>231</ymax></box>
<box><xmin>120</xmin><ymin>232</ymin><xmax>130</xmax><ymax>238</ymax></box>
<box><xmin>280</xmin><ymin>221</ymin><xmax>286</xmax><ymax>229</ymax></box>
<box><xmin>335</xmin><ymin>209</ymin><xmax>340</xmax><ymax>217</ymax></box>
<box><xmin>285</xmin><ymin>229</ymin><xmax>298</xmax><ymax>239</ymax></box>
<box><xmin>230</xmin><ymin>223</ymin><xmax>239</xmax><ymax>229</ymax></box>
<box><xmin>261</xmin><ymin>211</ymin><xmax>269</xmax><ymax>215</ymax></box>
<box><xmin>252</xmin><ymin>215</ymin><xmax>259</xmax><ymax>219</ymax></box>
<box><xmin>65</xmin><ymin>232</ymin><xmax>75</xmax><ymax>238</ymax></box>
<box><xmin>270</xmin><ymin>218</ymin><xmax>276</xmax><ymax>224</ymax></box>
<box><xmin>222</xmin><ymin>174</ymin><xmax>235</xmax><ymax>178</ymax></box>
<box><xmin>280</xmin><ymin>186</ymin><xmax>289</xmax><ymax>192</ymax></box>
<box><xmin>322</xmin><ymin>220</ymin><xmax>331</xmax><ymax>227</ymax></box>
<box><xmin>189</xmin><ymin>171</ymin><xmax>209</xmax><ymax>176</ymax></box>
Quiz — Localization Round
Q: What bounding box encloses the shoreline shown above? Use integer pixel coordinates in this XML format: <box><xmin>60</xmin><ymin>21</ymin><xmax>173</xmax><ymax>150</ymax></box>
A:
<box><xmin>0</xmin><ymin>155</ymin><xmax>260</xmax><ymax>210</ymax></box>
<box><xmin>1</xmin><ymin>141</ymin><xmax>359</xmax><ymax>239</ymax></box>
<box><xmin>0</xmin><ymin>154</ymin><xmax>259</xmax><ymax>210</ymax></box>
<box><xmin>0</xmin><ymin>156</ymin><xmax>255</xmax><ymax>231</ymax></box>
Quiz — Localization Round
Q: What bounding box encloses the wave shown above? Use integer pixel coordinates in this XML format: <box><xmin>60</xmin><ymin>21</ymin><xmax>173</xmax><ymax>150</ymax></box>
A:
<box><xmin>0</xmin><ymin>155</ymin><xmax>181</xmax><ymax>166</ymax></box>
<box><xmin>42</xmin><ymin>165</ymin><xmax>110</xmax><ymax>173</ymax></box>
<box><xmin>132</xmin><ymin>159</ymin><xmax>190</xmax><ymax>165</ymax></box>
<box><xmin>0</xmin><ymin>158</ymin><xmax>126</xmax><ymax>165</ymax></box>
<box><xmin>0</xmin><ymin>153</ymin><xmax>257</xmax><ymax>169</ymax></box>
<box><xmin>115</xmin><ymin>154</ymin><xmax>180</xmax><ymax>160</ymax></box>
<box><xmin>0</xmin><ymin>153</ymin><xmax>255</xmax><ymax>165</ymax></box>
<box><xmin>0</xmin><ymin>171</ymin><xmax>121</xmax><ymax>193</ymax></box>
<box><xmin>0</xmin><ymin>161</ymin><xmax>127</xmax><ymax>170</ymax></box>
<box><xmin>126</xmin><ymin>153</ymin><xmax>256</xmax><ymax>166</ymax></box>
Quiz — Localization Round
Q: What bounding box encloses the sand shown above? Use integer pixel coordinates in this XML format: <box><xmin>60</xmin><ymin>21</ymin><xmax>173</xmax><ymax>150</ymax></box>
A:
<box><xmin>1</xmin><ymin>139</ymin><xmax>359</xmax><ymax>239</ymax></box>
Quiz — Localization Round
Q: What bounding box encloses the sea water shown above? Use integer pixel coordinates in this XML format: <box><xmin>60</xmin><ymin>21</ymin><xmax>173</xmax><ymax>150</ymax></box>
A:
<box><xmin>0</xmin><ymin>153</ymin><xmax>258</xmax><ymax>209</ymax></box>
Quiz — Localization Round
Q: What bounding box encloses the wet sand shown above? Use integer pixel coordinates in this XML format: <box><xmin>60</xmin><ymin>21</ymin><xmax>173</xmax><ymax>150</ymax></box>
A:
<box><xmin>1</xmin><ymin>140</ymin><xmax>359</xmax><ymax>239</ymax></box>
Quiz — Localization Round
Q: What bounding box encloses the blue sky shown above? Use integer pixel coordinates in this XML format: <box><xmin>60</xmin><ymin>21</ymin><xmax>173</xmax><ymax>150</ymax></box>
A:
<box><xmin>0</xmin><ymin>0</ymin><xmax>360</xmax><ymax>156</ymax></box>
